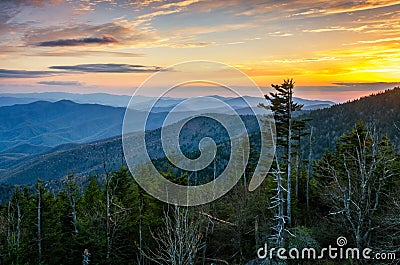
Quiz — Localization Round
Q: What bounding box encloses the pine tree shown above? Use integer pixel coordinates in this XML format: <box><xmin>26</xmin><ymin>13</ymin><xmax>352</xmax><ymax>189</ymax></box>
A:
<box><xmin>265</xmin><ymin>79</ymin><xmax>303</xmax><ymax>226</ymax></box>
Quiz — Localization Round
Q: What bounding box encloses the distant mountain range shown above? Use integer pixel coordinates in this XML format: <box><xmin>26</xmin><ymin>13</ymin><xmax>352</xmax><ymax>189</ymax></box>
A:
<box><xmin>0</xmin><ymin>92</ymin><xmax>335</xmax><ymax>109</ymax></box>
<box><xmin>0</xmin><ymin>91</ymin><xmax>344</xmax><ymax>184</ymax></box>
<box><xmin>0</xmin><ymin>100</ymin><xmax>125</xmax><ymax>169</ymax></box>
<box><xmin>0</xmin><ymin>93</ymin><xmax>335</xmax><ymax>162</ymax></box>
<box><xmin>0</xmin><ymin>100</ymin><xmax>200</xmax><ymax>168</ymax></box>
<box><xmin>0</xmin><ymin>92</ymin><xmax>139</xmax><ymax>107</ymax></box>
<box><xmin>1</xmin><ymin>88</ymin><xmax>398</xmax><ymax>184</ymax></box>
<box><xmin>0</xmin><ymin>88</ymin><xmax>398</xmax><ymax>184</ymax></box>
<box><xmin>0</xmin><ymin>114</ymin><xmax>260</xmax><ymax>184</ymax></box>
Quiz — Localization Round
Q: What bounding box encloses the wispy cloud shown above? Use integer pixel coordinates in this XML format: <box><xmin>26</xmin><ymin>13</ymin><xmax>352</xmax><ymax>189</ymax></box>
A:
<box><xmin>0</xmin><ymin>63</ymin><xmax>166</xmax><ymax>78</ymax></box>
<box><xmin>288</xmin><ymin>0</ymin><xmax>400</xmax><ymax>18</ymax></box>
<box><xmin>268</xmin><ymin>31</ymin><xmax>293</xmax><ymax>37</ymax></box>
<box><xmin>0</xmin><ymin>69</ymin><xmax>60</xmax><ymax>78</ymax></box>
<box><xmin>225</xmin><ymin>41</ymin><xmax>245</xmax><ymax>45</ymax></box>
<box><xmin>323</xmin><ymin>0</ymin><xmax>400</xmax><ymax>15</ymax></box>
<box><xmin>166</xmin><ymin>42</ymin><xmax>215</xmax><ymax>48</ymax></box>
<box><xmin>138</xmin><ymin>0</ymin><xmax>200</xmax><ymax>21</ymax></box>
<box><xmin>28</xmin><ymin>50</ymin><xmax>145</xmax><ymax>58</ymax></box>
<box><xmin>10</xmin><ymin>0</ymin><xmax>64</xmax><ymax>7</ymax></box>
<box><xmin>303</xmin><ymin>25</ymin><xmax>368</xmax><ymax>33</ymax></box>
<box><xmin>36</xmin><ymin>35</ymin><xmax>118</xmax><ymax>46</ymax></box>
<box><xmin>37</xmin><ymin>81</ymin><xmax>83</xmax><ymax>86</ymax></box>
<box><xmin>267</xmin><ymin>57</ymin><xmax>339</xmax><ymax>63</ymax></box>
<box><xmin>289</xmin><ymin>8</ymin><xmax>325</xmax><ymax>17</ymax></box>
<box><xmin>166</xmin><ymin>23</ymin><xmax>253</xmax><ymax>36</ymax></box>
<box><xmin>333</xmin><ymin>82</ymin><xmax>400</xmax><ymax>89</ymax></box>
<box><xmin>349</xmin><ymin>36</ymin><xmax>400</xmax><ymax>44</ymax></box>
<box><xmin>49</xmin><ymin>63</ymin><xmax>165</xmax><ymax>73</ymax></box>
<box><xmin>0</xmin><ymin>46</ymin><xmax>24</xmax><ymax>57</ymax></box>
<box><xmin>23</xmin><ymin>22</ymin><xmax>157</xmax><ymax>48</ymax></box>
<box><xmin>158</xmin><ymin>0</ymin><xmax>200</xmax><ymax>9</ymax></box>
<box><xmin>0</xmin><ymin>2</ymin><xmax>28</xmax><ymax>41</ymax></box>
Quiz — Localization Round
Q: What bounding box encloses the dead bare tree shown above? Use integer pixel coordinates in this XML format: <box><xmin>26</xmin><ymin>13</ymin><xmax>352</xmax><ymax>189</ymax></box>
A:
<box><xmin>269</xmin><ymin>125</ymin><xmax>288</xmax><ymax>252</ymax></box>
<box><xmin>306</xmin><ymin>126</ymin><xmax>313</xmax><ymax>210</ymax></box>
<box><xmin>16</xmin><ymin>200</ymin><xmax>20</xmax><ymax>247</ymax></box>
<box><xmin>37</xmin><ymin>181</ymin><xmax>43</xmax><ymax>263</ymax></box>
<box><xmin>6</xmin><ymin>198</ymin><xmax>21</xmax><ymax>248</ymax></box>
<box><xmin>269</xmin><ymin>168</ymin><xmax>286</xmax><ymax>249</ymax></box>
<box><xmin>320</xmin><ymin>125</ymin><xmax>398</xmax><ymax>250</ymax></box>
<box><xmin>144</xmin><ymin>205</ymin><xmax>204</xmax><ymax>265</ymax></box>
<box><xmin>394</xmin><ymin>121</ymin><xmax>400</xmax><ymax>132</ymax></box>
<box><xmin>65</xmin><ymin>175</ymin><xmax>78</xmax><ymax>235</ymax></box>
<box><xmin>103</xmin><ymin>162</ymin><xmax>131</xmax><ymax>263</ymax></box>
<box><xmin>137</xmin><ymin>194</ymin><xmax>144</xmax><ymax>265</ymax></box>
<box><xmin>286</xmin><ymin>83</ymin><xmax>293</xmax><ymax>227</ymax></box>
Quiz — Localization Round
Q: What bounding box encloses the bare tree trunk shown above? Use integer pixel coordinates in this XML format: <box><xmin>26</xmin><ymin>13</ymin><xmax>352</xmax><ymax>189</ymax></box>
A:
<box><xmin>106</xmin><ymin>182</ymin><xmax>111</xmax><ymax>261</ymax></box>
<box><xmin>275</xmin><ymin>162</ymin><xmax>285</xmax><ymax>247</ymax></box>
<box><xmin>201</xmin><ymin>213</ymin><xmax>211</xmax><ymax>265</ymax></box>
<box><xmin>287</xmin><ymin>84</ymin><xmax>292</xmax><ymax>226</ymax></box>
<box><xmin>306</xmin><ymin>126</ymin><xmax>313</xmax><ymax>210</ymax></box>
<box><xmin>103</xmin><ymin>162</ymin><xmax>130</xmax><ymax>263</ymax></box>
<box><xmin>270</xmin><ymin>125</ymin><xmax>285</xmax><ymax>247</ymax></box>
<box><xmin>323</xmin><ymin>127</ymin><xmax>397</xmax><ymax>251</ymax></box>
<box><xmin>144</xmin><ymin>205</ymin><xmax>204</xmax><ymax>265</ymax></box>
<box><xmin>104</xmin><ymin>162</ymin><xmax>112</xmax><ymax>262</ymax></box>
<box><xmin>255</xmin><ymin>215</ymin><xmax>259</xmax><ymax>248</ymax></box>
<box><xmin>296</xmin><ymin>129</ymin><xmax>301</xmax><ymax>200</ymax></box>
<box><xmin>295</xmin><ymin>158</ymin><xmax>298</xmax><ymax>200</ymax></box>
<box><xmin>17</xmin><ymin>200</ymin><xmax>21</xmax><ymax>246</ymax></box>
<box><xmin>138</xmin><ymin>196</ymin><xmax>144</xmax><ymax>265</ymax></box>
<box><xmin>242</xmin><ymin>144</ymin><xmax>247</xmax><ymax>193</ymax></box>
<box><xmin>37</xmin><ymin>188</ymin><xmax>42</xmax><ymax>263</ymax></box>
<box><xmin>71</xmin><ymin>201</ymin><xmax>78</xmax><ymax>235</ymax></box>
<box><xmin>7</xmin><ymin>201</ymin><xmax>11</xmax><ymax>246</ymax></box>
<box><xmin>66</xmin><ymin>178</ymin><xmax>78</xmax><ymax>235</ymax></box>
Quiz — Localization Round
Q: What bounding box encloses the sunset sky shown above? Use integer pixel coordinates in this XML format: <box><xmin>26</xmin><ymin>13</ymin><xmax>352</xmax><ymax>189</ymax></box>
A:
<box><xmin>0</xmin><ymin>0</ymin><xmax>399</xmax><ymax>102</ymax></box>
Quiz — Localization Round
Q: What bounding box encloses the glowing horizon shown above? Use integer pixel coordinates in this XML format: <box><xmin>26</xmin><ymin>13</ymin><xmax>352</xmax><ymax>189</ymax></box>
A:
<box><xmin>0</xmin><ymin>0</ymin><xmax>399</xmax><ymax>102</ymax></box>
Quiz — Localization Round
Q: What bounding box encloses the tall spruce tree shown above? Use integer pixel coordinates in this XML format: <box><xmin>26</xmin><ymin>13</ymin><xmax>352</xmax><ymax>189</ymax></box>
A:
<box><xmin>265</xmin><ymin>79</ymin><xmax>303</xmax><ymax>226</ymax></box>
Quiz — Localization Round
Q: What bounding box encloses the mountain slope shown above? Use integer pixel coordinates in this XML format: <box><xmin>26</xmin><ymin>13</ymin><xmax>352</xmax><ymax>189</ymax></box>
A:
<box><xmin>0</xmin><ymin>99</ymin><xmax>194</xmax><ymax>168</ymax></box>
<box><xmin>0</xmin><ymin>100</ymin><xmax>126</xmax><ymax>163</ymax></box>
<box><xmin>301</xmin><ymin>87</ymin><xmax>400</xmax><ymax>157</ymax></box>
<box><xmin>0</xmin><ymin>115</ymin><xmax>260</xmax><ymax>184</ymax></box>
<box><xmin>0</xmin><ymin>96</ymin><xmax>44</xmax><ymax>107</ymax></box>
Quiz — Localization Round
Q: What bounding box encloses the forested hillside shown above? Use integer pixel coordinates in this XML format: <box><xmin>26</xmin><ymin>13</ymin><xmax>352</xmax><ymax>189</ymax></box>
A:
<box><xmin>301</xmin><ymin>87</ymin><xmax>400</xmax><ymax>157</ymax></box>
<box><xmin>0</xmin><ymin>118</ymin><xmax>398</xmax><ymax>264</ymax></box>
<box><xmin>0</xmin><ymin>115</ymin><xmax>260</xmax><ymax>184</ymax></box>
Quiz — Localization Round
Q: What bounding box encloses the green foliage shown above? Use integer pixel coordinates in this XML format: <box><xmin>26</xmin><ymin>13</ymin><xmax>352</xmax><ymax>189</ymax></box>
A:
<box><xmin>265</xmin><ymin>79</ymin><xmax>303</xmax><ymax>149</ymax></box>
<box><xmin>287</xmin><ymin>226</ymin><xmax>320</xmax><ymax>250</ymax></box>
